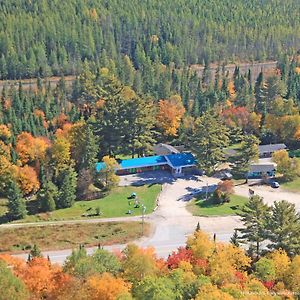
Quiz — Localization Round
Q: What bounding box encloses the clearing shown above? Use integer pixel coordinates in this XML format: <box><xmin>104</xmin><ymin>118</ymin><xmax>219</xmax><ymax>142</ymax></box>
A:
<box><xmin>0</xmin><ymin>221</ymin><xmax>149</xmax><ymax>252</ymax></box>
<box><xmin>1</xmin><ymin>184</ymin><xmax>161</xmax><ymax>224</ymax></box>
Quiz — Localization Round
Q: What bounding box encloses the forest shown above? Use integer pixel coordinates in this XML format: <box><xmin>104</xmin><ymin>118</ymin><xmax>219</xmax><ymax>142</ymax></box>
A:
<box><xmin>0</xmin><ymin>49</ymin><xmax>300</xmax><ymax>221</ymax></box>
<box><xmin>1</xmin><ymin>228</ymin><xmax>300</xmax><ymax>300</ymax></box>
<box><xmin>0</xmin><ymin>0</ymin><xmax>300</xmax><ymax>80</ymax></box>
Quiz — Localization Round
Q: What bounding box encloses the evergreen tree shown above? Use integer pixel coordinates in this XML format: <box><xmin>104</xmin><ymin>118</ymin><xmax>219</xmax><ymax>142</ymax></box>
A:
<box><xmin>190</xmin><ymin>111</ymin><xmax>229</xmax><ymax>174</ymax></box>
<box><xmin>267</xmin><ymin>200</ymin><xmax>300</xmax><ymax>256</ymax></box>
<box><xmin>30</xmin><ymin>244</ymin><xmax>42</xmax><ymax>258</ymax></box>
<box><xmin>237</xmin><ymin>195</ymin><xmax>270</xmax><ymax>257</ymax></box>
<box><xmin>232</xmin><ymin>134</ymin><xmax>260</xmax><ymax>182</ymax></box>
<box><xmin>56</xmin><ymin>167</ymin><xmax>77</xmax><ymax>208</ymax></box>
<box><xmin>7</xmin><ymin>179</ymin><xmax>27</xmax><ymax>220</ymax></box>
<box><xmin>230</xmin><ymin>229</ymin><xmax>240</xmax><ymax>247</ymax></box>
<box><xmin>37</xmin><ymin>181</ymin><xmax>58</xmax><ymax>212</ymax></box>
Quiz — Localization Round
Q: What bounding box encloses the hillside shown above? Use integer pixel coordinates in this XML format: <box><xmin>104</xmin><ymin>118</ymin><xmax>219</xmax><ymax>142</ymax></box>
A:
<box><xmin>0</xmin><ymin>0</ymin><xmax>300</xmax><ymax>80</ymax></box>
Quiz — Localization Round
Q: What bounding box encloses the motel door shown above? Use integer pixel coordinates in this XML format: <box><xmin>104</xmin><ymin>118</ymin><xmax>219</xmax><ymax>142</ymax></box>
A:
<box><xmin>175</xmin><ymin>167</ymin><xmax>182</xmax><ymax>174</ymax></box>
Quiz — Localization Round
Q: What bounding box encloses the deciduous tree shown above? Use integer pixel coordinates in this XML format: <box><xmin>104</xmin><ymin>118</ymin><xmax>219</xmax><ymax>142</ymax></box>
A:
<box><xmin>156</xmin><ymin>95</ymin><xmax>185</xmax><ymax>138</ymax></box>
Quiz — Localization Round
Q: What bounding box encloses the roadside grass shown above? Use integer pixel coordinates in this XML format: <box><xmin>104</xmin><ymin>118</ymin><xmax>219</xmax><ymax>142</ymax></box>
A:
<box><xmin>0</xmin><ymin>198</ymin><xmax>7</xmax><ymax>216</ymax></box>
<box><xmin>1</xmin><ymin>184</ymin><xmax>161</xmax><ymax>224</ymax></box>
<box><xmin>281</xmin><ymin>177</ymin><xmax>300</xmax><ymax>193</ymax></box>
<box><xmin>187</xmin><ymin>194</ymin><xmax>248</xmax><ymax>216</ymax></box>
<box><xmin>0</xmin><ymin>221</ymin><xmax>150</xmax><ymax>252</ymax></box>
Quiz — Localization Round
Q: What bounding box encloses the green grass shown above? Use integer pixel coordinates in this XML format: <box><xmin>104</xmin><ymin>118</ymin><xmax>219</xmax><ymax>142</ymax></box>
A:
<box><xmin>3</xmin><ymin>184</ymin><xmax>161</xmax><ymax>224</ymax></box>
<box><xmin>0</xmin><ymin>198</ymin><xmax>7</xmax><ymax>216</ymax></box>
<box><xmin>0</xmin><ymin>221</ymin><xmax>150</xmax><ymax>252</ymax></box>
<box><xmin>281</xmin><ymin>177</ymin><xmax>300</xmax><ymax>193</ymax></box>
<box><xmin>289</xmin><ymin>149</ymin><xmax>300</xmax><ymax>158</ymax></box>
<box><xmin>187</xmin><ymin>194</ymin><xmax>248</xmax><ymax>216</ymax></box>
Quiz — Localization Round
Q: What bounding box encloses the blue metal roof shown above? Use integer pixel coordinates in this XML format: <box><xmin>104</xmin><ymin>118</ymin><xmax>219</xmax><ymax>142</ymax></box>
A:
<box><xmin>96</xmin><ymin>162</ymin><xmax>106</xmax><ymax>172</ymax></box>
<box><xmin>120</xmin><ymin>155</ymin><xmax>167</xmax><ymax>169</ymax></box>
<box><xmin>96</xmin><ymin>155</ymin><xmax>167</xmax><ymax>172</ymax></box>
<box><xmin>166</xmin><ymin>153</ymin><xmax>197</xmax><ymax>168</ymax></box>
<box><xmin>96</xmin><ymin>153</ymin><xmax>196</xmax><ymax>172</ymax></box>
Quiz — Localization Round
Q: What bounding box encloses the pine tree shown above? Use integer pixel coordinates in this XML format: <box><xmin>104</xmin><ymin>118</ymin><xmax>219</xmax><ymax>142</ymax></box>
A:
<box><xmin>7</xmin><ymin>179</ymin><xmax>27</xmax><ymax>220</ymax></box>
<box><xmin>56</xmin><ymin>167</ymin><xmax>77</xmax><ymax>208</ymax></box>
<box><xmin>232</xmin><ymin>134</ymin><xmax>260</xmax><ymax>182</ymax></box>
<box><xmin>237</xmin><ymin>195</ymin><xmax>270</xmax><ymax>257</ymax></box>
<box><xmin>190</xmin><ymin>111</ymin><xmax>229</xmax><ymax>174</ymax></box>
<box><xmin>267</xmin><ymin>200</ymin><xmax>300</xmax><ymax>255</ymax></box>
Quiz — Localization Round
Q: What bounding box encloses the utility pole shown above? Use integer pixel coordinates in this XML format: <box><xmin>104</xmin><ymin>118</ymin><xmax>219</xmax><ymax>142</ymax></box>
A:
<box><xmin>141</xmin><ymin>203</ymin><xmax>146</xmax><ymax>235</ymax></box>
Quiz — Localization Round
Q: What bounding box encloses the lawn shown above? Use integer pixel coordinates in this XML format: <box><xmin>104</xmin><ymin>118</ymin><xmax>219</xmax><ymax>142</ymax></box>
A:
<box><xmin>3</xmin><ymin>184</ymin><xmax>161</xmax><ymax>223</ymax></box>
<box><xmin>0</xmin><ymin>221</ymin><xmax>150</xmax><ymax>252</ymax></box>
<box><xmin>187</xmin><ymin>194</ymin><xmax>248</xmax><ymax>216</ymax></box>
<box><xmin>281</xmin><ymin>177</ymin><xmax>300</xmax><ymax>193</ymax></box>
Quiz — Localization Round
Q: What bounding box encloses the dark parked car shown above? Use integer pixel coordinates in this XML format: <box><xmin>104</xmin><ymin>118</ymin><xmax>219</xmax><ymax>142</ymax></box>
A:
<box><xmin>271</xmin><ymin>181</ymin><xmax>280</xmax><ymax>188</ymax></box>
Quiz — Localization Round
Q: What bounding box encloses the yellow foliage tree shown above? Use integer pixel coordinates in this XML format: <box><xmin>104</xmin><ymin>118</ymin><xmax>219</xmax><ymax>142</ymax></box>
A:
<box><xmin>186</xmin><ymin>230</ymin><xmax>215</xmax><ymax>259</ymax></box>
<box><xmin>195</xmin><ymin>283</ymin><xmax>234</xmax><ymax>300</ymax></box>
<box><xmin>208</xmin><ymin>244</ymin><xmax>250</xmax><ymax>286</ymax></box>
<box><xmin>122</xmin><ymin>244</ymin><xmax>159</xmax><ymax>282</ymax></box>
<box><xmin>285</xmin><ymin>255</ymin><xmax>300</xmax><ymax>294</ymax></box>
<box><xmin>100</xmin><ymin>156</ymin><xmax>120</xmax><ymax>189</ymax></box>
<box><xmin>268</xmin><ymin>249</ymin><xmax>290</xmax><ymax>282</ymax></box>
<box><xmin>51</xmin><ymin>137</ymin><xmax>72</xmax><ymax>175</ymax></box>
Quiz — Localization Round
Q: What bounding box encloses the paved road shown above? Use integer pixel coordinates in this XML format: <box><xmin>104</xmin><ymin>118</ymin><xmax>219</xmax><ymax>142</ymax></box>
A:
<box><xmin>12</xmin><ymin>175</ymin><xmax>300</xmax><ymax>264</ymax></box>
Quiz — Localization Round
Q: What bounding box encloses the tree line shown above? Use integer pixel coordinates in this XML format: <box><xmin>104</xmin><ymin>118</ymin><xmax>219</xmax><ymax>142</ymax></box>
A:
<box><xmin>1</xmin><ymin>228</ymin><xmax>300</xmax><ymax>299</ymax></box>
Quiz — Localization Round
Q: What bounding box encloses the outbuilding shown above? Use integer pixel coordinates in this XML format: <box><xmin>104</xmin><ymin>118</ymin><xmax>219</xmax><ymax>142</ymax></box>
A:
<box><xmin>247</xmin><ymin>163</ymin><xmax>277</xmax><ymax>179</ymax></box>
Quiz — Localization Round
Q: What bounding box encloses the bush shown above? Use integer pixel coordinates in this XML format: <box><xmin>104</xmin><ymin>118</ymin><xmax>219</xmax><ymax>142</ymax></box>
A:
<box><xmin>212</xmin><ymin>189</ymin><xmax>231</xmax><ymax>205</ymax></box>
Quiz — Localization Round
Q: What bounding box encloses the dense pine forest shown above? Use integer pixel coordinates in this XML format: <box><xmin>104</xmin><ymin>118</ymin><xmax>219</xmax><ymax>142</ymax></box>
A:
<box><xmin>0</xmin><ymin>0</ymin><xmax>300</xmax><ymax>80</ymax></box>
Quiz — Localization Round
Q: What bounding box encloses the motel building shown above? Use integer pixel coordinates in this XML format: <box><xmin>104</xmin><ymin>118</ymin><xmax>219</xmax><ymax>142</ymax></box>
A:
<box><xmin>96</xmin><ymin>153</ymin><xmax>197</xmax><ymax>177</ymax></box>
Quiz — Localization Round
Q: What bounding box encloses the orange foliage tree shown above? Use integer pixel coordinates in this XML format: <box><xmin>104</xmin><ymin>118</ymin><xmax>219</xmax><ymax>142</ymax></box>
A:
<box><xmin>0</xmin><ymin>255</ymin><xmax>71</xmax><ymax>299</ymax></box>
<box><xmin>17</xmin><ymin>165</ymin><xmax>40</xmax><ymax>195</ymax></box>
<box><xmin>156</xmin><ymin>95</ymin><xmax>185</xmax><ymax>137</ymax></box>
<box><xmin>16</xmin><ymin>132</ymin><xmax>50</xmax><ymax>165</ymax></box>
<box><xmin>86</xmin><ymin>273</ymin><xmax>131</xmax><ymax>300</ymax></box>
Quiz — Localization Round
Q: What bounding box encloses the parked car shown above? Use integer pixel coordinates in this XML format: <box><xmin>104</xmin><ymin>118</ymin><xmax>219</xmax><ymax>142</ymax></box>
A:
<box><xmin>271</xmin><ymin>181</ymin><xmax>280</xmax><ymax>188</ymax></box>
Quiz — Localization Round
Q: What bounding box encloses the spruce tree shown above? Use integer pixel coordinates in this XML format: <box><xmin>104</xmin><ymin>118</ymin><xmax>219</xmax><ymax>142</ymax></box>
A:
<box><xmin>37</xmin><ymin>181</ymin><xmax>58</xmax><ymax>212</ymax></box>
<box><xmin>56</xmin><ymin>167</ymin><xmax>77</xmax><ymax>209</ymax></box>
<box><xmin>7</xmin><ymin>179</ymin><xmax>27</xmax><ymax>220</ymax></box>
